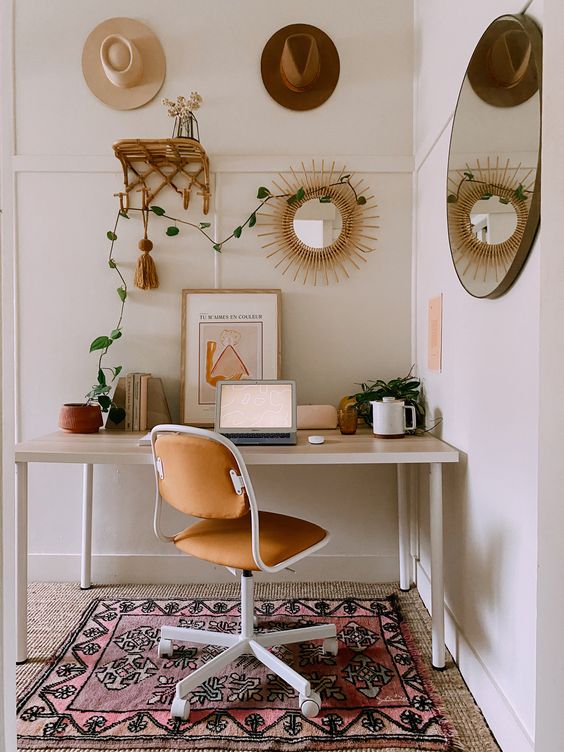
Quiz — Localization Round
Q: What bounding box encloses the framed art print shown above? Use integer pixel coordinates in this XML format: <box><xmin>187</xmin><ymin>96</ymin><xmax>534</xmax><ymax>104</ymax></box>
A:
<box><xmin>180</xmin><ymin>289</ymin><xmax>281</xmax><ymax>424</ymax></box>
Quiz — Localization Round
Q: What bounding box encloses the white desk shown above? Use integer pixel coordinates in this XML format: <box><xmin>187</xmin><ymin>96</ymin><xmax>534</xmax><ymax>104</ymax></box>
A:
<box><xmin>15</xmin><ymin>429</ymin><xmax>459</xmax><ymax>668</ymax></box>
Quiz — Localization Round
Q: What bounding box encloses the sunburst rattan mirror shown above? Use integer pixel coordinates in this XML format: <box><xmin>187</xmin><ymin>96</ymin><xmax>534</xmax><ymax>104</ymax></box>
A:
<box><xmin>258</xmin><ymin>161</ymin><xmax>378</xmax><ymax>286</ymax></box>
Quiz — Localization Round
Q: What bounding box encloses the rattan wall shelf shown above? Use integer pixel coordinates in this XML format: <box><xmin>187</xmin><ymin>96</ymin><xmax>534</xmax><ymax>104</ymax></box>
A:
<box><xmin>113</xmin><ymin>138</ymin><xmax>211</xmax><ymax>213</ymax></box>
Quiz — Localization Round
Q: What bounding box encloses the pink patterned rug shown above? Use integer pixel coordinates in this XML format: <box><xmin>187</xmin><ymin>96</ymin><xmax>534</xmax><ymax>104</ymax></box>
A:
<box><xmin>17</xmin><ymin>596</ymin><xmax>459</xmax><ymax>750</ymax></box>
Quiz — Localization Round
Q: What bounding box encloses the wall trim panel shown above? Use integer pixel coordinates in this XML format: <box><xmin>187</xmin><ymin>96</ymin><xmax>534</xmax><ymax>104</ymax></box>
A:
<box><xmin>12</xmin><ymin>155</ymin><xmax>414</xmax><ymax>175</ymax></box>
<box><xmin>29</xmin><ymin>553</ymin><xmax>400</xmax><ymax>585</ymax></box>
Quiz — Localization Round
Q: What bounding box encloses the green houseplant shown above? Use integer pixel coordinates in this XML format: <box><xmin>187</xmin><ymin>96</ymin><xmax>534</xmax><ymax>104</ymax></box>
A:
<box><xmin>349</xmin><ymin>371</ymin><xmax>425</xmax><ymax>432</ymax></box>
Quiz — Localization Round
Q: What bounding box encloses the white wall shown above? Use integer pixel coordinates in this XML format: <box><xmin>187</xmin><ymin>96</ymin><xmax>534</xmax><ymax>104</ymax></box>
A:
<box><xmin>413</xmin><ymin>1</ymin><xmax>541</xmax><ymax>751</ymax></box>
<box><xmin>12</xmin><ymin>1</ymin><xmax>414</xmax><ymax>583</ymax></box>
<box><xmin>535</xmin><ymin>1</ymin><xmax>564</xmax><ymax>749</ymax></box>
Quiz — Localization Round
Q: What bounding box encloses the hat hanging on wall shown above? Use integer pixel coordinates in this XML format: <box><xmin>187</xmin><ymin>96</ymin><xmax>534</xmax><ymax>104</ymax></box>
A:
<box><xmin>261</xmin><ymin>24</ymin><xmax>340</xmax><ymax>111</ymax></box>
<box><xmin>82</xmin><ymin>17</ymin><xmax>166</xmax><ymax>110</ymax></box>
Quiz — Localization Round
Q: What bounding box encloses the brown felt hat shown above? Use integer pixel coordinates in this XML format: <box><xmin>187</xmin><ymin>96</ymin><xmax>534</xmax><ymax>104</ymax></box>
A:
<box><xmin>467</xmin><ymin>15</ymin><xmax>540</xmax><ymax>108</ymax></box>
<box><xmin>261</xmin><ymin>24</ymin><xmax>340</xmax><ymax>111</ymax></box>
<box><xmin>82</xmin><ymin>17</ymin><xmax>166</xmax><ymax>110</ymax></box>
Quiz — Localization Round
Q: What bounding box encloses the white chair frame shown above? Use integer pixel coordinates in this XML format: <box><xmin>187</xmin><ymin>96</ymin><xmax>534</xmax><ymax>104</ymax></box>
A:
<box><xmin>150</xmin><ymin>424</ymin><xmax>337</xmax><ymax>721</ymax></box>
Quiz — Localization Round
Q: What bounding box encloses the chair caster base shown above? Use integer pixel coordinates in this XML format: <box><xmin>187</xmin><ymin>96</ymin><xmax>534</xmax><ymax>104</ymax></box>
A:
<box><xmin>322</xmin><ymin>637</ymin><xmax>338</xmax><ymax>656</ymax></box>
<box><xmin>171</xmin><ymin>696</ymin><xmax>190</xmax><ymax>720</ymax></box>
<box><xmin>158</xmin><ymin>638</ymin><xmax>174</xmax><ymax>658</ymax></box>
<box><xmin>299</xmin><ymin>690</ymin><xmax>321</xmax><ymax>718</ymax></box>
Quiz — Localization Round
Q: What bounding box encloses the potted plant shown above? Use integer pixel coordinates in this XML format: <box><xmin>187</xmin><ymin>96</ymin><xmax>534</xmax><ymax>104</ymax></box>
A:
<box><xmin>345</xmin><ymin>370</ymin><xmax>425</xmax><ymax>432</ymax></box>
<box><xmin>58</xmin><ymin>218</ymin><xmax>127</xmax><ymax>434</ymax></box>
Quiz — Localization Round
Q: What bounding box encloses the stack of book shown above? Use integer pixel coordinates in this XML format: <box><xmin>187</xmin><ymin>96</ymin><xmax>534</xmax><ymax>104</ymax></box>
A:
<box><xmin>108</xmin><ymin>373</ymin><xmax>171</xmax><ymax>431</ymax></box>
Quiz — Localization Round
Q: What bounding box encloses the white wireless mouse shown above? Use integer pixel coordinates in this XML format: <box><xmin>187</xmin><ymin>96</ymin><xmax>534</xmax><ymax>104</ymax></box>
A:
<box><xmin>308</xmin><ymin>435</ymin><xmax>325</xmax><ymax>445</ymax></box>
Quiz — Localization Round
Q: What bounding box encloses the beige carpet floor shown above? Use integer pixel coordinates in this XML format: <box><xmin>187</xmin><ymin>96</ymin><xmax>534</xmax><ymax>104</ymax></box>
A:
<box><xmin>17</xmin><ymin>582</ymin><xmax>500</xmax><ymax>752</ymax></box>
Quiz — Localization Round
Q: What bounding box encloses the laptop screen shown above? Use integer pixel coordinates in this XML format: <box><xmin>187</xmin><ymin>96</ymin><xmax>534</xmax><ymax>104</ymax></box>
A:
<box><xmin>217</xmin><ymin>382</ymin><xmax>294</xmax><ymax>429</ymax></box>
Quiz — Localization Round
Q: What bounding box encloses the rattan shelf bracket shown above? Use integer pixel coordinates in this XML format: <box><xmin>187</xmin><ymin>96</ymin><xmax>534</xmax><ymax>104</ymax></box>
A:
<box><xmin>113</xmin><ymin>138</ymin><xmax>211</xmax><ymax>214</ymax></box>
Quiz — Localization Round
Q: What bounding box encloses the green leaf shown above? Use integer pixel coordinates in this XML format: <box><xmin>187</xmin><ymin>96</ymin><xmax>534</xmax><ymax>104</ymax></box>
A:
<box><xmin>108</xmin><ymin>259</ymin><xmax>117</xmax><ymax>269</ymax></box>
<box><xmin>514</xmin><ymin>184</ymin><xmax>527</xmax><ymax>201</ymax></box>
<box><xmin>233</xmin><ymin>226</ymin><xmax>242</xmax><ymax>238</ymax></box>
<box><xmin>463</xmin><ymin>171</ymin><xmax>475</xmax><ymax>180</ymax></box>
<box><xmin>107</xmin><ymin>231</ymin><xmax>117</xmax><ymax>241</ymax></box>
<box><xmin>119</xmin><ymin>210</ymin><xmax>129</xmax><ymax>219</ymax></box>
<box><xmin>98</xmin><ymin>395</ymin><xmax>112</xmax><ymax>411</ymax></box>
<box><xmin>113</xmin><ymin>365</ymin><xmax>122</xmax><ymax>378</ymax></box>
<box><xmin>108</xmin><ymin>406</ymin><xmax>126</xmax><ymax>424</ymax></box>
<box><xmin>199</xmin><ymin>222</ymin><xmax>211</xmax><ymax>229</ymax></box>
<box><xmin>356</xmin><ymin>196</ymin><xmax>367</xmax><ymax>205</ymax></box>
<box><xmin>249</xmin><ymin>213</ymin><xmax>257</xmax><ymax>228</ymax></box>
<box><xmin>97</xmin><ymin>369</ymin><xmax>106</xmax><ymax>386</ymax></box>
<box><xmin>257</xmin><ymin>186</ymin><xmax>270</xmax><ymax>199</ymax></box>
<box><xmin>296</xmin><ymin>187</ymin><xmax>305</xmax><ymax>201</ymax></box>
<box><xmin>92</xmin><ymin>385</ymin><xmax>111</xmax><ymax>395</ymax></box>
<box><xmin>339</xmin><ymin>174</ymin><xmax>351</xmax><ymax>182</ymax></box>
<box><xmin>150</xmin><ymin>205</ymin><xmax>165</xmax><ymax>216</ymax></box>
<box><xmin>89</xmin><ymin>336</ymin><xmax>112</xmax><ymax>353</ymax></box>
<box><xmin>117</xmin><ymin>287</ymin><xmax>127</xmax><ymax>302</ymax></box>
<box><xmin>499</xmin><ymin>196</ymin><xmax>509</xmax><ymax>205</ymax></box>
<box><xmin>110</xmin><ymin>329</ymin><xmax>122</xmax><ymax>340</ymax></box>
<box><xmin>213</xmin><ymin>243</ymin><xmax>222</xmax><ymax>253</ymax></box>
<box><xmin>319</xmin><ymin>196</ymin><xmax>332</xmax><ymax>203</ymax></box>
<box><xmin>447</xmin><ymin>194</ymin><xmax>458</xmax><ymax>203</ymax></box>
<box><xmin>287</xmin><ymin>194</ymin><xmax>297</xmax><ymax>205</ymax></box>
<box><xmin>480</xmin><ymin>193</ymin><xmax>493</xmax><ymax>200</ymax></box>
<box><xmin>166</xmin><ymin>226</ymin><xmax>180</xmax><ymax>236</ymax></box>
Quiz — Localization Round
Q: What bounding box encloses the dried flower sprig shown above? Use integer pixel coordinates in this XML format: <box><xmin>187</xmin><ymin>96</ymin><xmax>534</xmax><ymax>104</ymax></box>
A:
<box><xmin>162</xmin><ymin>92</ymin><xmax>203</xmax><ymax>124</ymax></box>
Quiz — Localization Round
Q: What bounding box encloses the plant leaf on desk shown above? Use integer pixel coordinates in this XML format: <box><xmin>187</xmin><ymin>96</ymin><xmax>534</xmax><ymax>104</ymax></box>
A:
<box><xmin>117</xmin><ymin>287</ymin><xmax>127</xmax><ymax>302</ymax></box>
<box><xmin>108</xmin><ymin>406</ymin><xmax>126</xmax><ymax>423</ymax></box>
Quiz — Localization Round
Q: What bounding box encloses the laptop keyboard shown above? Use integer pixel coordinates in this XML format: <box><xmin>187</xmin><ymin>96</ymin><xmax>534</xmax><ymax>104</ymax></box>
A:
<box><xmin>228</xmin><ymin>432</ymin><xmax>291</xmax><ymax>439</ymax></box>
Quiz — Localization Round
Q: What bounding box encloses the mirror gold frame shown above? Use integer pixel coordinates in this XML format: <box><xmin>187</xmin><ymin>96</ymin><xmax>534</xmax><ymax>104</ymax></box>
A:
<box><xmin>258</xmin><ymin>161</ymin><xmax>378</xmax><ymax>285</ymax></box>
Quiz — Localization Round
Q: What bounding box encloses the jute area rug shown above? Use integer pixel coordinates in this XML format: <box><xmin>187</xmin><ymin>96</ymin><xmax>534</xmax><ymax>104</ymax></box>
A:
<box><xmin>16</xmin><ymin>582</ymin><xmax>499</xmax><ymax>752</ymax></box>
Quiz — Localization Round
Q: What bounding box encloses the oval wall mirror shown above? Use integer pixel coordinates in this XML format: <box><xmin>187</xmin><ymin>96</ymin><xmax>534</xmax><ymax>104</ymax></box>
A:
<box><xmin>446</xmin><ymin>14</ymin><xmax>542</xmax><ymax>298</ymax></box>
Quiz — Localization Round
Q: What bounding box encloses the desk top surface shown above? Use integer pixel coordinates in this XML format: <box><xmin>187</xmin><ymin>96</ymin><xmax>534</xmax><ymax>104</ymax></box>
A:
<box><xmin>15</xmin><ymin>428</ymin><xmax>459</xmax><ymax>466</ymax></box>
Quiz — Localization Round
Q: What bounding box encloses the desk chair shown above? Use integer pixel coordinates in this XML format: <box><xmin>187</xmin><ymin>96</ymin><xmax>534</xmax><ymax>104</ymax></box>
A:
<box><xmin>150</xmin><ymin>424</ymin><xmax>338</xmax><ymax>721</ymax></box>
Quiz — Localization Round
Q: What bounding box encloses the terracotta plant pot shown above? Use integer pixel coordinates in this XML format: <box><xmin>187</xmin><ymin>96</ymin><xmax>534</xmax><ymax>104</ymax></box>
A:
<box><xmin>58</xmin><ymin>403</ymin><xmax>103</xmax><ymax>434</ymax></box>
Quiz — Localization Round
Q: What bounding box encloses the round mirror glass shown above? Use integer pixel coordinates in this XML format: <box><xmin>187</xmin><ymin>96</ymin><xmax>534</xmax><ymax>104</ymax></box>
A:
<box><xmin>293</xmin><ymin>199</ymin><xmax>343</xmax><ymax>248</ymax></box>
<box><xmin>446</xmin><ymin>15</ymin><xmax>542</xmax><ymax>298</ymax></box>
<box><xmin>470</xmin><ymin>198</ymin><xmax>518</xmax><ymax>244</ymax></box>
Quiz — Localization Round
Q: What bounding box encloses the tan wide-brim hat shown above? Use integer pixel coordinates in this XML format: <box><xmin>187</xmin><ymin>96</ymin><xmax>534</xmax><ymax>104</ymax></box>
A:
<box><xmin>467</xmin><ymin>15</ymin><xmax>540</xmax><ymax>108</ymax></box>
<box><xmin>261</xmin><ymin>24</ymin><xmax>340</xmax><ymax>111</ymax></box>
<box><xmin>82</xmin><ymin>17</ymin><xmax>166</xmax><ymax>110</ymax></box>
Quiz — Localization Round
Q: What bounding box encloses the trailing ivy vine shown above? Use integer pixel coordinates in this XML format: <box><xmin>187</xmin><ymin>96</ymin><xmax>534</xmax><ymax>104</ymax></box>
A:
<box><xmin>87</xmin><ymin>176</ymin><xmax>366</xmax><ymax>422</ymax></box>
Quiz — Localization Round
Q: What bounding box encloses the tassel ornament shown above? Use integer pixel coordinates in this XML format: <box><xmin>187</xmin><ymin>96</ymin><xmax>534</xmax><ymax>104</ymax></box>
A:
<box><xmin>134</xmin><ymin>205</ymin><xmax>159</xmax><ymax>290</ymax></box>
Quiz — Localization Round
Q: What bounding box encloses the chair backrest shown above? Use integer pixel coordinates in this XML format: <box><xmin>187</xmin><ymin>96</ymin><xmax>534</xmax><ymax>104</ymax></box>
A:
<box><xmin>153</xmin><ymin>431</ymin><xmax>250</xmax><ymax>519</ymax></box>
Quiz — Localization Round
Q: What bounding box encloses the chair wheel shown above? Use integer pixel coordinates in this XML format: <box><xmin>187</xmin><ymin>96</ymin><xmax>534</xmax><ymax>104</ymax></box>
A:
<box><xmin>299</xmin><ymin>690</ymin><xmax>321</xmax><ymax>718</ymax></box>
<box><xmin>322</xmin><ymin>637</ymin><xmax>339</xmax><ymax>656</ymax></box>
<box><xmin>158</xmin><ymin>638</ymin><xmax>174</xmax><ymax>658</ymax></box>
<box><xmin>171</xmin><ymin>696</ymin><xmax>190</xmax><ymax>721</ymax></box>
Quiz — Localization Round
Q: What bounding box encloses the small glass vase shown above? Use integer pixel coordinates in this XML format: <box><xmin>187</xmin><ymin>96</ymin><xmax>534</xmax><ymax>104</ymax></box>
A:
<box><xmin>172</xmin><ymin>114</ymin><xmax>200</xmax><ymax>142</ymax></box>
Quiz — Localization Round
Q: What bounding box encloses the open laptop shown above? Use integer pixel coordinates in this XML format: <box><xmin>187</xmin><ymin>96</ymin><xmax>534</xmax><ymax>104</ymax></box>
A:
<box><xmin>215</xmin><ymin>380</ymin><xmax>297</xmax><ymax>445</ymax></box>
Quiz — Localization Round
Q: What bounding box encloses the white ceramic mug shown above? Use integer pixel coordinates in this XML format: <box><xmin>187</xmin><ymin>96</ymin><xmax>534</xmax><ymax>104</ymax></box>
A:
<box><xmin>371</xmin><ymin>397</ymin><xmax>416</xmax><ymax>438</ymax></box>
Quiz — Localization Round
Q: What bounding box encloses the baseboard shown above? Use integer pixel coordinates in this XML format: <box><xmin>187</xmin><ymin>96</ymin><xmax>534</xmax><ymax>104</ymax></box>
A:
<box><xmin>29</xmin><ymin>553</ymin><xmax>399</xmax><ymax>585</ymax></box>
<box><xmin>416</xmin><ymin>562</ymin><xmax>534</xmax><ymax>752</ymax></box>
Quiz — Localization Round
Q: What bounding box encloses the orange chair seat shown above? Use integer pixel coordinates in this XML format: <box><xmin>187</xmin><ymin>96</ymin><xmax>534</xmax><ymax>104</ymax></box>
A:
<box><xmin>173</xmin><ymin>511</ymin><xmax>327</xmax><ymax>571</ymax></box>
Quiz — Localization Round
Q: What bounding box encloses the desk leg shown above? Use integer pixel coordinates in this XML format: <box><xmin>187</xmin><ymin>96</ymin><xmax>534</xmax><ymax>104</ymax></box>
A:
<box><xmin>397</xmin><ymin>465</ymin><xmax>411</xmax><ymax>591</ymax></box>
<box><xmin>16</xmin><ymin>462</ymin><xmax>28</xmax><ymax>664</ymax></box>
<box><xmin>81</xmin><ymin>464</ymin><xmax>93</xmax><ymax>590</ymax></box>
<box><xmin>430</xmin><ymin>462</ymin><xmax>445</xmax><ymax>669</ymax></box>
